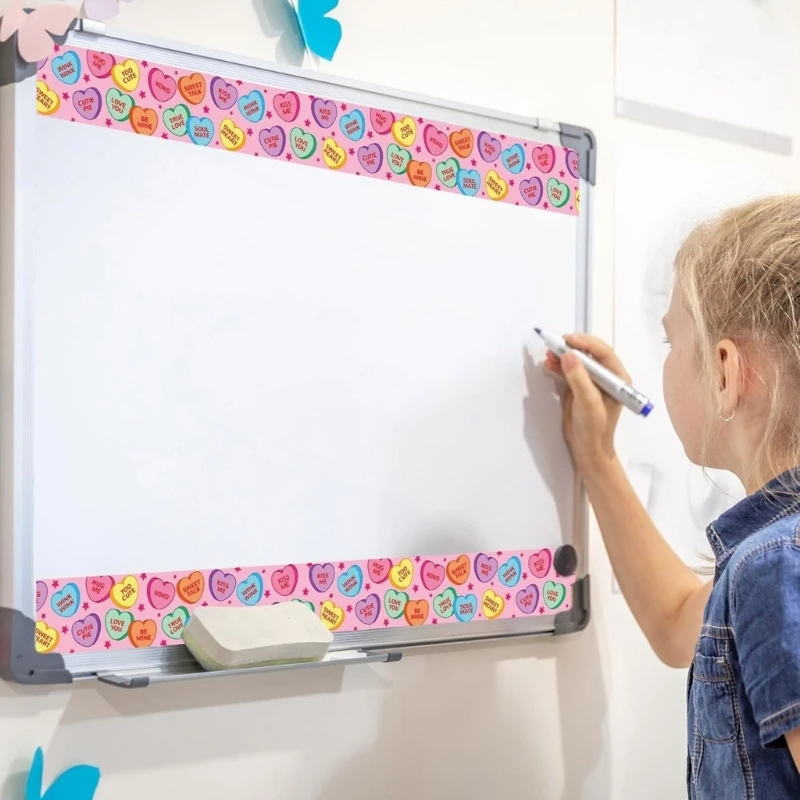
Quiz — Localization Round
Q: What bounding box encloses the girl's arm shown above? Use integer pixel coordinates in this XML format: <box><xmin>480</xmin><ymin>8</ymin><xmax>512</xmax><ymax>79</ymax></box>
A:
<box><xmin>546</xmin><ymin>334</ymin><xmax>709</xmax><ymax>668</ymax></box>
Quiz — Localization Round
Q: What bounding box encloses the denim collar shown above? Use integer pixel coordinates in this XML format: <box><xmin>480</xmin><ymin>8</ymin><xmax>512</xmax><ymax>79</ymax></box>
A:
<box><xmin>707</xmin><ymin>469</ymin><xmax>800</xmax><ymax>563</ymax></box>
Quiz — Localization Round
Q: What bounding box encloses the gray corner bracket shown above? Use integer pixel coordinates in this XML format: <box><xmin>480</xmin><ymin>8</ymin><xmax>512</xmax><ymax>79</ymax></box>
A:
<box><xmin>559</xmin><ymin>124</ymin><xmax>596</xmax><ymax>186</ymax></box>
<box><xmin>553</xmin><ymin>574</ymin><xmax>590</xmax><ymax>635</ymax></box>
<box><xmin>0</xmin><ymin>608</ymin><xmax>73</xmax><ymax>685</ymax></box>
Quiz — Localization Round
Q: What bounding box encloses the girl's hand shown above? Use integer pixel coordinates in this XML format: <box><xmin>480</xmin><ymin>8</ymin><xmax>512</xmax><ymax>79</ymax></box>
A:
<box><xmin>544</xmin><ymin>333</ymin><xmax>631</xmax><ymax>476</ymax></box>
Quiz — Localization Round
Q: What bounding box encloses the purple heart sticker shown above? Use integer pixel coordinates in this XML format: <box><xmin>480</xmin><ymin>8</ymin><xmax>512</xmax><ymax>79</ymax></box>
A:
<box><xmin>309</xmin><ymin>563</ymin><xmax>336</xmax><ymax>593</ymax></box>
<box><xmin>258</xmin><ymin>125</ymin><xmax>286</xmax><ymax>157</ymax></box>
<box><xmin>474</xmin><ymin>553</ymin><xmax>498</xmax><ymax>583</ymax></box>
<box><xmin>519</xmin><ymin>177</ymin><xmax>543</xmax><ymax>207</ymax></box>
<box><xmin>209</xmin><ymin>569</ymin><xmax>237</xmax><ymax>602</ymax></box>
<box><xmin>477</xmin><ymin>131</ymin><xmax>501</xmax><ymax>163</ymax></box>
<box><xmin>311</xmin><ymin>98</ymin><xmax>338</xmax><ymax>129</ymax></box>
<box><xmin>515</xmin><ymin>584</ymin><xmax>540</xmax><ymax>614</ymax></box>
<box><xmin>72</xmin><ymin>87</ymin><xmax>102</xmax><ymax>121</ymax></box>
<box><xmin>566</xmin><ymin>148</ymin><xmax>580</xmax><ymax>180</ymax></box>
<box><xmin>210</xmin><ymin>76</ymin><xmax>238</xmax><ymax>110</ymax></box>
<box><xmin>35</xmin><ymin>581</ymin><xmax>48</xmax><ymax>612</ymax></box>
<box><xmin>357</xmin><ymin>143</ymin><xmax>383</xmax><ymax>174</ymax></box>
<box><xmin>355</xmin><ymin>593</ymin><xmax>381</xmax><ymax>626</ymax></box>
<box><xmin>71</xmin><ymin>613</ymin><xmax>101</xmax><ymax>647</ymax></box>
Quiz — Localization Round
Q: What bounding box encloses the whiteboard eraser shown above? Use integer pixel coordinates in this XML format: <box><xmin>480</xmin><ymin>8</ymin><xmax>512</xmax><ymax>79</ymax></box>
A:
<box><xmin>182</xmin><ymin>602</ymin><xmax>334</xmax><ymax>671</ymax></box>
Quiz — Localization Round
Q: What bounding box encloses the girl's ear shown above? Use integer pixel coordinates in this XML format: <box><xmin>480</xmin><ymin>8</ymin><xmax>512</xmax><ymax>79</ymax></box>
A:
<box><xmin>715</xmin><ymin>338</ymin><xmax>744</xmax><ymax>417</ymax></box>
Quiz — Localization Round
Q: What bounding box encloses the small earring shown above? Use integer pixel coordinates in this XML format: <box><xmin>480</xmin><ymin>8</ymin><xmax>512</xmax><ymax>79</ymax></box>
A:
<box><xmin>718</xmin><ymin>405</ymin><xmax>735</xmax><ymax>422</ymax></box>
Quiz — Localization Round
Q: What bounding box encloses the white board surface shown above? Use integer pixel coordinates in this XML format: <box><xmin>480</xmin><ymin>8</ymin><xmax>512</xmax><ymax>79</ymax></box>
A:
<box><xmin>32</xmin><ymin>119</ymin><xmax>578</xmax><ymax>579</ymax></box>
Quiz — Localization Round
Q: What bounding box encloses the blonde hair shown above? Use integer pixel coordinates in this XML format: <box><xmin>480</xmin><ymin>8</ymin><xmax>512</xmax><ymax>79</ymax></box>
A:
<box><xmin>674</xmin><ymin>195</ymin><xmax>800</xmax><ymax>491</ymax></box>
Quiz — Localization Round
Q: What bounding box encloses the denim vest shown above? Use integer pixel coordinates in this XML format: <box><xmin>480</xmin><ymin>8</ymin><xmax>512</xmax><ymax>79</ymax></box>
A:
<box><xmin>688</xmin><ymin>473</ymin><xmax>800</xmax><ymax>798</ymax></box>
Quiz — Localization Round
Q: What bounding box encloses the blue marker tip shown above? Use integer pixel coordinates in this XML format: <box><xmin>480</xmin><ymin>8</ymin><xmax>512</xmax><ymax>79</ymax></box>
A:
<box><xmin>640</xmin><ymin>402</ymin><xmax>654</xmax><ymax>417</ymax></box>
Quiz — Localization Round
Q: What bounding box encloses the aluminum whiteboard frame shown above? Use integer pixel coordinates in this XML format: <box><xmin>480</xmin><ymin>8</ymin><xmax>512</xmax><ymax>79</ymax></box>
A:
<box><xmin>0</xmin><ymin>25</ymin><xmax>594</xmax><ymax>685</ymax></box>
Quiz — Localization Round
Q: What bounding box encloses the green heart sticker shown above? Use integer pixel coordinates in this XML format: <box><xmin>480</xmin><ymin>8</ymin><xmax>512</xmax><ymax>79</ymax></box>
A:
<box><xmin>387</xmin><ymin>143</ymin><xmax>411</xmax><ymax>175</ymax></box>
<box><xmin>546</xmin><ymin>178</ymin><xmax>570</xmax><ymax>209</ymax></box>
<box><xmin>543</xmin><ymin>581</ymin><xmax>566</xmax><ymax>610</ymax></box>
<box><xmin>292</xmin><ymin>599</ymin><xmax>316</xmax><ymax>614</ymax></box>
<box><xmin>105</xmin><ymin>608</ymin><xmax>134</xmax><ymax>641</ymax></box>
<box><xmin>384</xmin><ymin>589</ymin><xmax>409</xmax><ymax>619</ymax></box>
<box><xmin>290</xmin><ymin>127</ymin><xmax>317</xmax><ymax>160</ymax></box>
<box><xmin>105</xmin><ymin>87</ymin><xmax>135</xmax><ymax>122</ymax></box>
<box><xmin>433</xmin><ymin>586</ymin><xmax>456</xmax><ymax>618</ymax></box>
<box><xmin>435</xmin><ymin>157</ymin><xmax>460</xmax><ymax>188</ymax></box>
<box><xmin>163</xmin><ymin>103</ymin><xmax>190</xmax><ymax>137</ymax></box>
<box><xmin>162</xmin><ymin>606</ymin><xmax>190</xmax><ymax>639</ymax></box>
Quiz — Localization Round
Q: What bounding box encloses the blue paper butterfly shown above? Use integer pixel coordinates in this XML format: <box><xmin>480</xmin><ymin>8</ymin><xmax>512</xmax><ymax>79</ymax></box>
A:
<box><xmin>26</xmin><ymin>748</ymin><xmax>100</xmax><ymax>800</ymax></box>
<box><xmin>292</xmin><ymin>0</ymin><xmax>342</xmax><ymax>60</ymax></box>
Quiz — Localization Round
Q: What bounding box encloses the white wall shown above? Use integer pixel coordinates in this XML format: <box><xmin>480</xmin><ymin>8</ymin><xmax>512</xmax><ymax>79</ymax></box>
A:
<box><xmin>1</xmin><ymin>0</ymin><xmax>798</xmax><ymax>797</ymax></box>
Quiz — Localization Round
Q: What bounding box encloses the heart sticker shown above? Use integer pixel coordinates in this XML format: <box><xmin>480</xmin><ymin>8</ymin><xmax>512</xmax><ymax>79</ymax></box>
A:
<box><xmin>404</xmin><ymin>599</ymin><xmax>429</xmax><ymax>626</ymax></box>
<box><xmin>482</xmin><ymin>589</ymin><xmax>505</xmax><ymax>619</ymax></box>
<box><xmin>148</xmin><ymin>68</ymin><xmax>177</xmax><ymax>103</ymax></box>
<box><xmin>35</xmin><ymin>581</ymin><xmax>48</xmax><ymax>612</ymax></box>
<box><xmin>178</xmin><ymin>73</ymin><xmax>206</xmax><ymax>105</ymax></box>
<box><xmin>435</xmin><ymin>157</ymin><xmax>459</xmax><ymax>188</ymax></box>
<box><xmin>210</xmin><ymin>76</ymin><xmax>238</xmax><ymax>110</ymax></box>
<box><xmin>71</xmin><ymin>614</ymin><xmax>101</xmax><ymax>648</ymax></box>
<box><xmin>532</xmin><ymin>144</ymin><xmax>555</xmax><ymax>173</ymax></box>
<box><xmin>51</xmin><ymin>582</ymin><xmax>79</xmax><ymax>618</ymax></box>
<box><xmin>387</xmin><ymin>143</ymin><xmax>411</xmax><ymax>175</ymax></box>
<box><xmin>147</xmin><ymin>578</ymin><xmax>176</xmax><ymax>610</ymax></box>
<box><xmin>519</xmin><ymin>177</ymin><xmax>543</xmax><ymax>207</ymax></box>
<box><xmin>357</xmin><ymin>143</ymin><xmax>383</xmax><ymax>174</ymax></box>
<box><xmin>501</xmin><ymin>143</ymin><xmax>525</xmax><ymax>174</ymax></box>
<box><xmin>367</xmin><ymin>559</ymin><xmax>392</xmax><ymax>584</ymax></box>
<box><xmin>52</xmin><ymin>50</ymin><xmax>81</xmax><ymax>85</ymax></box>
<box><xmin>454</xmin><ymin>594</ymin><xmax>478</xmax><ymax>622</ymax></box>
<box><xmin>259</xmin><ymin>126</ymin><xmax>286</xmax><ymax>157</ymax></box>
<box><xmin>187</xmin><ymin>116</ymin><xmax>214</xmax><ymax>145</ymax></box>
<box><xmin>87</xmin><ymin>50</ymin><xmax>115</xmax><ymax>78</ymax></box>
<box><xmin>543</xmin><ymin>581</ymin><xmax>566</xmax><ymax>609</ymax></box>
<box><xmin>85</xmin><ymin>575</ymin><xmax>113</xmax><ymax>604</ymax></box>
<box><xmin>130</xmin><ymin>107</ymin><xmax>158</xmax><ymax>136</ymax></box>
<box><xmin>271</xmin><ymin>564</ymin><xmax>299</xmax><ymax>597</ymax></box>
<box><xmin>529</xmin><ymin>549</ymin><xmax>552</xmax><ymax>579</ymax></box>
<box><xmin>219</xmin><ymin>118</ymin><xmax>246</xmax><ymax>151</ymax></box>
<box><xmin>449</xmin><ymin>129</ymin><xmax>474</xmax><ymax>158</ymax></box>
<box><xmin>474</xmin><ymin>553</ymin><xmax>498</xmax><ymax>583</ymax></box>
<box><xmin>273</xmin><ymin>91</ymin><xmax>300</xmax><ymax>122</ymax></box>
<box><xmin>322</xmin><ymin>137</ymin><xmax>347</xmax><ymax>169</ymax></box>
<box><xmin>72</xmin><ymin>87</ymin><xmax>101</xmax><ymax>120</ymax></box>
<box><xmin>177</xmin><ymin>571</ymin><xmax>204</xmax><ymax>604</ymax></box>
<box><xmin>566</xmin><ymin>148</ymin><xmax>580</xmax><ymax>179</ymax></box>
<box><xmin>576</xmin><ymin>189</ymin><xmax>581</xmax><ymax>212</ymax></box>
<box><xmin>105</xmin><ymin>608</ymin><xmax>134</xmax><ymax>640</ymax></box>
<box><xmin>369</xmin><ymin>108</ymin><xmax>394</xmax><ymax>135</ymax></box>
<box><xmin>456</xmin><ymin>168</ymin><xmax>480</xmax><ymax>197</ymax></box>
<box><xmin>389</xmin><ymin>558</ymin><xmax>414</xmax><ymax>590</ymax></box>
<box><xmin>423</xmin><ymin>124</ymin><xmax>448</xmax><ymax>156</ymax></box>
<box><xmin>293</xmin><ymin>599</ymin><xmax>316</xmax><ymax>614</ymax></box>
<box><xmin>111</xmin><ymin>576</ymin><xmax>138</xmax><ymax>609</ymax></box>
<box><xmin>105</xmin><ymin>87</ymin><xmax>134</xmax><ymax>122</ymax></box>
<box><xmin>546</xmin><ymin>178</ymin><xmax>570</xmax><ymax>208</ymax></box>
<box><xmin>433</xmin><ymin>587</ymin><xmax>456</xmax><ymax>618</ymax></box>
<box><xmin>36</xmin><ymin>81</ymin><xmax>60</xmax><ymax>116</ymax></box>
<box><xmin>209</xmin><ymin>570</ymin><xmax>237</xmax><ymax>601</ymax></box>
<box><xmin>162</xmin><ymin>104</ymin><xmax>189</xmax><ymax>136</ymax></box>
<box><xmin>320</xmin><ymin>600</ymin><xmax>345</xmax><ymax>631</ymax></box>
<box><xmin>337</xmin><ymin>565</ymin><xmax>363</xmax><ymax>598</ymax></box>
<box><xmin>391</xmin><ymin>116</ymin><xmax>416</xmax><ymax>147</ymax></box>
<box><xmin>340</xmin><ymin>109</ymin><xmax>365</xmax><ymax>141</ymax></box>
<box><xmin>238</xmin><ymin>90</ymin><xmax>265</xmax><ymax>123</ymax></box>
<box><xmin>34</xmin><ymin>621</ymin><xmax>59</xmax><ymax>654</ymax></box>
<box><xmin>446</xmin><ymin>555</ymin><xmax>470</xmax><ymax>585</ymax></box>
<box><xmin>477</xmin><ymin>131</ymin><xmax>501</xmax><ymax>163</ymax></box>
<box><xmin>420</xmin><ymin>560</ymin><xmax>445</xmax><ymax>591</ymax></box>
<box><xmin>129</xmin><ymin>619</ymin><xmax>157</xmax><ymax>648</ymax></box>
<box><xmin>236</xmin><ymin>573</ymin><xmax>264</xmax><ymax>606</ymax></box>
<box><xmin>515</xmin><ymin>584</ymin><xmax>540</xmax><ymax>614</ymax></box>
<box><xmin>111</xmin><ymin>59</ymin><xmax>140</xmax><ymax>93</ymax></box>
<box><xmin>485</xmin><ymin>170</ymin><xmax>509</xmax><ymax>201</ymax></box>
<box><xmin>498</xmin><ymin>556</ymin><xmax>522</xmax><ymax>588</ymax></box>
<box><xmin>355</xmin><ymin>593</ymin><xmax>381</xmax><ymax>626</ymax></box>
<box><xmin>312</xmin><ymin>97</ymin><xmax>337</xmax><ymax>128</ymax></box>
<box><xmin>290</xmin><ymin>127</ymin><xmax>317</xmax><ymax>159</ymax></box>
<box><xmin>407</xmin><ymin>160</ymin><xmax>432</xmax><ymax>187</ymax></box>
<box><xmin>384</xmin><ymin>589</ymin><xmax>409</xmax><ymax>619</ymax></box>
<box><xmin>310</xmin><ymin>563</ymin><xmax>335</xmax><ymax>592</ymax></box>
<box><xmin>162</xmin><ymin>606</ymin><xmax>189</xmax><ymax>639</ymax></box>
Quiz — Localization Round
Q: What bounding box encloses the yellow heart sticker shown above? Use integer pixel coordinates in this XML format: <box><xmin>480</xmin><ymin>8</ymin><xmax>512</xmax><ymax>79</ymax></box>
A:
<box><xmin>485</xmin><ymin>170</ymin><xmax>509</xmax><ymax>202</ymax></box>
<box><xmin>111</xmin><ymin>59</ymin><xmax>140</xmax><ymax>93</ymax></box>
<box><xmin>575</xmin><ymin>189</ymin><xmax>580</xmax><ymax>212</ymax></box>
<box><xmin>219</xmin><ymin>118</ymin><xmax>246</xmax><ymax>151</ymax></box>
<box><xmin>389</xmin><ymin>558</ymin><xmax>414</xmax><ymax>590</ymax></box>
<box><xmin>36</xmin><ymin>81</ymin><xmax>60</xmax><ymax>116</ymax></box>
<box><xmin>482</xmin><ymin>589</ymin><xmax>505</xmax><ymax>619</ymax></box>
<box><xmin>35</xmin><ymin>620</ymin><xmax>59</xmax><ymax>653</ymax></box>
<box><xmin>322</xmin><ymin>137</ymin><xmax>347</xmax><ymax>170</ymax></box>
<box><xmin>391</xmin><ymin>116</ymin><xmax>417</xmax><ymax>148</ymax></box>
<box><xmin>320</xmin><ymin>600</ymin><xmax>345</xmax><ymax>631</ymax></box>
<box><xmin>111</xmin><ymin>575</ymin><xmax>139</xmax><ymax>609</ymax></box>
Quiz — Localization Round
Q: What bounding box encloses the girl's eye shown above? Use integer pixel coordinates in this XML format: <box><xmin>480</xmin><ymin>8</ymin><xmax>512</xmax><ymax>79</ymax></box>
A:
<box><xmin>662</xmin><ymin>337</ymin><xmax>671</xmax><ymax>347</ymax></box>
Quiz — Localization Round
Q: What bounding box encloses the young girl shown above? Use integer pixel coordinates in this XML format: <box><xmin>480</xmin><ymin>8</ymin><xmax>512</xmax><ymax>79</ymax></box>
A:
<box><xmin>545</xmin><ymin>195</ymin><xmax>800</xmax><ymax>799</ymax></box>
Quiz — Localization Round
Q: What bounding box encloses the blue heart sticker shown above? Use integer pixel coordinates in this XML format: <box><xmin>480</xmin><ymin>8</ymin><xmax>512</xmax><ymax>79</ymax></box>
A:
<box><xmin>187</xmin><ymin>116</ymin><xmax>215</xmax><ymax>146</ymax></box>
<box><xmin>454</xmin><ymin>594</ymin><xmax>478</xmax><ymax>622</ymax></box>
<box><xmin>339</xmin><ymin>109</ymin><xmax>365</xmax><ymax>141</ymax></box>
<box><xmin>50</xmin><ymin>583</ymin><xmax>80</xmax><ymax>618</ymax></box>
<box><xmin>456</xmin><ymin>169</ymin><xmax>481</xmax><ymax>197</ymax></box>
<box><xmin>498</xmin><ymin>556</ymin><xmax>522</xmax><ymax>588</ymax></box>
<box><xmin>236</xmin><ymin>573</ymin><xmax>264</xmax><ymax>606</ymax></box>
<box><xmin>501</xmin><ymin>144</ymin><xmax>525</xmax><ymax>174</ymax></box>
<box><xmin>237</xmin><ymin>90</ymin><xmax>265</xmax><ymax>123</ymax></box>
<box><xmin>336</xmin><ymin>565</ymin><xmax>363</xmax><ymax>598</ymax></box>
<box><xmin>52</xmin><ymin>51</ymin><xmax>81</xmax><ymax>86</ymax></box>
